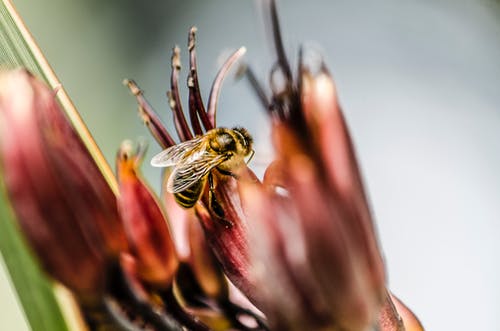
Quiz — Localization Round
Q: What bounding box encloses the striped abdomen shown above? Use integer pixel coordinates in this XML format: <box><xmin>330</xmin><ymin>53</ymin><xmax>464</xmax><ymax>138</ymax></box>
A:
<box><xmin>174</xmin><ymin>176</ymin><xmax>207</xmax><ymax>208</ymax></box>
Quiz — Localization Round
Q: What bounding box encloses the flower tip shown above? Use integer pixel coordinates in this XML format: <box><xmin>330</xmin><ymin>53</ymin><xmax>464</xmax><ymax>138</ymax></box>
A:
<box><xmin>172</xmin><ymin>46</ymin><xmax>182</xmax><ymax>69</ymax></box>
<box><xmin>188</xmin><ymin>26</ymin><xmax>198</xmax><ymax>50</ymax></box>
<box><xmin>118</xmin><ymin>139</ymin><xmax>135</xmax><ymax>160</ymax></box>
<box><xmin>238</xmin><ymin>46</ymin><xmax>247</xmax><ymax>56</ymax></box>
<box><xmin>299</xmin><ymin>45</ymin><xmax>326</xmax><ymax>76</ymax></box>
<box><xmin>117</xmin><ymin>140</ymin><xmax>148</xmax><ymax>177</ymax></box>
<box><xmin>123</xmin><ymin>79</ymin><xmax>145</xmax><ymax>100</ymax></box>
<box><xmin>189</xmin><ymin>26</ymin><xmax>198</xmax><ymax>38</ymax></box>
<box><xmin>299</xmin><ymin>48</ymin><xmax>336</xmax><ymax>109</ymax></box>
<box><xmin>314</xmin><ymin>71</ymin><xmax>336</xmax><ymax>98</ymax></box>
<box><xmin>233</xmin><ymin>47</ymin><xmax>247</xmax><ymax>64</ymax></box>
<box><xmin>390</xmin><ymin>294</ymin><xmax>425</xmax><ymax>331</ymax></box>
<box><xmin>300</xmin><ymin>62</ymin><xmax>337</xmax><ymax>122</ymax></box>
<box><xmin>232</xmin><ymin>49</ymin><xmax>248</xmax><ymax>82</ymax></box>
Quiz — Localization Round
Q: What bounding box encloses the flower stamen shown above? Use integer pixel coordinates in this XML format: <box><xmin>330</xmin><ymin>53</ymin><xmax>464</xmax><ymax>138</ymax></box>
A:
<box><xmin>188</xmin><ymin>26</ymin><xmax>211</xmax><ymax>134</ymax></box>
<box><xmin>206</xmin><ymin>46</ymin><xmax>247</xmax><ymax>127</ymax></box>
<box><xmin>168</xmin><ymin>46</ymin><xmax>194</xmax><ymax>142</ymax></box>
<box><xmin>123</xmin><ymin>79</ymin><xmax>175</xmax><ymax>149</ymax></box>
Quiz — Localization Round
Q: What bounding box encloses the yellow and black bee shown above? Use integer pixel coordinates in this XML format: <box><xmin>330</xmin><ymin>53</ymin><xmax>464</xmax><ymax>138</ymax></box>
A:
<box><xmin>151</xmin><ymin>127</ymin><xmax>253</xmax><ymax>218</ymax></box>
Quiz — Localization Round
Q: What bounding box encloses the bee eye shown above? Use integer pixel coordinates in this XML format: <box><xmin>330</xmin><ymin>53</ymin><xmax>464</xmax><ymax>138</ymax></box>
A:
<box><xmin>211</xmin><ymin>133</ymin><xmax>235</xmax><ymax>152</ymax></box>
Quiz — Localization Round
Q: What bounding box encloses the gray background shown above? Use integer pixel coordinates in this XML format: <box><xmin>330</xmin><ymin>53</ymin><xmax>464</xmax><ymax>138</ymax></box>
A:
<box><xmin>1</xmin><ymin>0</ymin><xmax>500</xmax><ymax>330</ymax></box>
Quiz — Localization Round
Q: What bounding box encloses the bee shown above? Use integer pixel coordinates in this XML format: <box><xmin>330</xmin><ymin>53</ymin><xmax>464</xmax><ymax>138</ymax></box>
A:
<box><xmin>151</xmin><ymin>127</ymin><xmax>253</xmax><ymax>219</ymax></box>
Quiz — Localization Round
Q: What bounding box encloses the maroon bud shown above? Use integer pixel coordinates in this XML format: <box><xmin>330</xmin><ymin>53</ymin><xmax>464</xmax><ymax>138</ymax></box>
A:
<box><xmin>0</xmin><ymin>70</ymin><xmax>126</xmax><ymax>300</ymax></box>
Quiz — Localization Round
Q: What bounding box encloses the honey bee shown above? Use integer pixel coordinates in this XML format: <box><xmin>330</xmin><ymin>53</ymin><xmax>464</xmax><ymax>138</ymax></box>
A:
<box><xmin>151</xmin><ymin>127</ymin><xmax>253</xmax><ymax>218</ymax></box>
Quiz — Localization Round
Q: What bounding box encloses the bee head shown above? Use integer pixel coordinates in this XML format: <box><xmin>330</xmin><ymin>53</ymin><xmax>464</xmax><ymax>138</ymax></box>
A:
<box><xmin>232</xmin><ymin>126</ymin><xmax>253</xmax><ymax>155</ymax></box>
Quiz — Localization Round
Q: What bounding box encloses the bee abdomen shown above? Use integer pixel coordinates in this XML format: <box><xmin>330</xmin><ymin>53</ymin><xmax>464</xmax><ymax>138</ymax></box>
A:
<box><xmin>174</xmin><ymin>180</ymin><xmax>204</xmax><ymax>208</ymax></box>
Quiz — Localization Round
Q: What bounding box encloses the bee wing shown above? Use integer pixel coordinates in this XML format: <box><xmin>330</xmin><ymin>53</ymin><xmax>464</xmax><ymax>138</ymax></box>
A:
<box><xmin>166</xmin><ymin>152</ymin><xmax>227</xmax><ymax>193</ymax></box>
<box><xmin>151</xmin><ymin>137</ymin><xmax>204</xmax><ymax>167</ymax></box>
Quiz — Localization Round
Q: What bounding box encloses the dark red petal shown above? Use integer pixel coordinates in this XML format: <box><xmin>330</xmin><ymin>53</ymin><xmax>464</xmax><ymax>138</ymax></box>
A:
<box><xmin>40</xmin><ymin>79</ymin><xmax>127</xmax><ymax>257</ymax></box>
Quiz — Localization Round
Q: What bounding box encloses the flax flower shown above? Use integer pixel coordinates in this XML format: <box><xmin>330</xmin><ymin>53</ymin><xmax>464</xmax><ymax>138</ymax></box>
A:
<box><xmin>0</xmin><ymin>1</ymin><xmax>424</xmax><ymax>330</ymax></box>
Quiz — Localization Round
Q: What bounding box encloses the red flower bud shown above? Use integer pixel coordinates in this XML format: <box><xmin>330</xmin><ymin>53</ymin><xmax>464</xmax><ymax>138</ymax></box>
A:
<box><xmin>0</xmin><ymin>70</ymin><xmax>126</xmax><ymax>300</ymax></box>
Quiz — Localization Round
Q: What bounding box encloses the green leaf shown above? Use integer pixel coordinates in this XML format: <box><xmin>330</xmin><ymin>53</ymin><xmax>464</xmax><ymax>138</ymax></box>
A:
<box><xmin>0</xmin><ymin>178</ymin><xmax>70</xmax><ymax>331</ymax></box>
<box><xmin>0</xmin><ymin>0</ymin><xmax>47</xmax><ymax>79</ymax></box>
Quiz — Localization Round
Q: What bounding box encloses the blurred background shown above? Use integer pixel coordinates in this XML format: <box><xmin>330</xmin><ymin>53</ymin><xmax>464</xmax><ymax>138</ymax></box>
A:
<box><xmin>2</xmin><ymin>0</ymin><xmax>500</xmax><ymax>330</ymax></box>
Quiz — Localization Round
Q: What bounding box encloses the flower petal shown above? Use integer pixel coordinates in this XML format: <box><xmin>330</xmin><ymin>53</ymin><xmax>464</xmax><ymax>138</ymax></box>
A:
<box><xmin>389</xmin><ymin>293</ymin><xmax>425</xmax><ymax>331</ymax></box>
<box><xmin>116</xmin><ymin>141</ymin><xmax>178</xmax><ymax>288</ymax></box>
<box><xmin>0</xmin><ymin>70</ymin><xmax>125</xmax><ymax>299</ymax></box>
<box><xmin>241</xmin><ymin>150</ymin><xmax>384</xmax><ymax>330</ymax></box>
<box><xmin>300</xmin><ymin>61</ymin><xmax>386</xmax><ymax>295</ymax></box>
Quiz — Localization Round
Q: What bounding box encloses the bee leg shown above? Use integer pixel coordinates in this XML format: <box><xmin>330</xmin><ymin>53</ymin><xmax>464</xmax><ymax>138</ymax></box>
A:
<box><xmin>208</xmin><ymin>173</ymin><xmax>233</xmax><ymax>227</ymax></box>
<box><xmin>246</xmin><ymin>149</ymin><xmax>255</xmax><ymax>165</ymax></box>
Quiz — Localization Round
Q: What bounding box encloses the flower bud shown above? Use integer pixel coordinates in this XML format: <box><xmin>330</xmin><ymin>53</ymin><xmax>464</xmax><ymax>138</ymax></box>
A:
<box><xmin>300</xmin><ymin>61</ymin><xmax>386</xmax><ymax>296</ymax></box>
<box><xmin>0</xmin><ymin>70</ymin><xmax>126</xmax><ymax>300</ymax></box>
<box><xmin>235</xmin><ymin>2</ymin><xmax>388</xmax><ymax>328</ymax></box>
<box><xmin>116</xmin><ymin>141</ymin><xmax>178</xmax><ymax>288</ymax></box>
